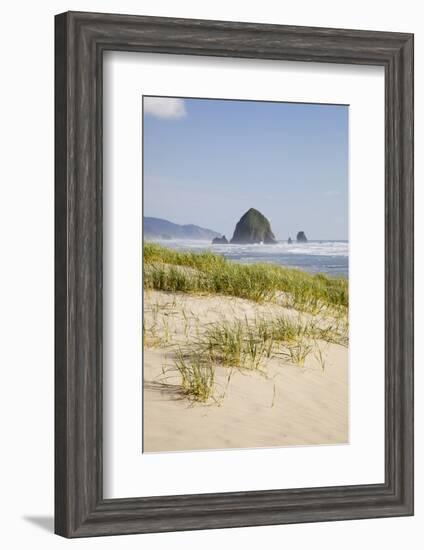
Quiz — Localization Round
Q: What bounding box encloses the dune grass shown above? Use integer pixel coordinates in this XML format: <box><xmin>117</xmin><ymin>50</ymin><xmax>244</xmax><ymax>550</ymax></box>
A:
<box><xmin>199</xmin><ymin>319</ymin><xmax>271</xmax><ymax>371</ymax></box>
<box><xmin>144</xmin><ymin>242</ymin><xmax>348</xmax><ymax>314</ymax></box>
<box><xmin>196</xmin><ymin>315</ymin><xmax>346</xmax><ymax>371</ymax></box>
<box><xmin>163</xmin><ymin>312</ymin><xmax>347</xmax><ymax>402</ymax></box>
<box><xmin>144</xmin><ymin>243</ymin><xmax>349</xmax><ymax>403</ymax></box>
<box><xmin>173</xmin><ymin>349</ymin><xmax>216</xmax><ymax>403</ymax></box>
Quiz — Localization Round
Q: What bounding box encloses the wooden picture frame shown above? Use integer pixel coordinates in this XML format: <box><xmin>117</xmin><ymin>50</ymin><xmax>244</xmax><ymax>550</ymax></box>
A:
<box><xmin>55</xmin><ymin>11</ymin><xmax>414</xmax><ymax>538</ymax></box>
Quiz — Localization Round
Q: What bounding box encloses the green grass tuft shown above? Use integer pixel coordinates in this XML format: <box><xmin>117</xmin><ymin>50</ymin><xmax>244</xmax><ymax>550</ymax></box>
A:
<box><xmin>191</xmin><ymin>315</ymin><xmax>347</xmax><ymax>372</ymax></box>
<box><xmin>174</xmin><ymin>349</ymin><xmax>215</xmax><ymax>402</ymax></box>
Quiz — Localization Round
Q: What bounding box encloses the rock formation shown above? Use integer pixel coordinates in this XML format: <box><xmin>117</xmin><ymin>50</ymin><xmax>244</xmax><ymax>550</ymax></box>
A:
<box><xmin>296</xmin><ymin>231</ymin><xmax>308</xmax><ymax>243</ymax></box>
<box><xmin>212</xmin><ymin>235</ymin><xmax>229</xmax><ymax>244</ymax></box>
<box><xmin>288</xmin><ymin>237</ymin><xmax>292</xmax><ymax>244</ymax></box>
<box><xmin>230</xmin><ymin>208</ymin><xmax>277</xmax><ymax>244</ymax></box>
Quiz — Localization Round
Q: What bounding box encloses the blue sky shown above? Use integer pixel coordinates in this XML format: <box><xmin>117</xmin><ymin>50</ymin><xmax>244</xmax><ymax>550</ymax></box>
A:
<box><xmin>143</xmin><ymin>96</ymin><xmax>348</xmax><ymax>241</ymax></box>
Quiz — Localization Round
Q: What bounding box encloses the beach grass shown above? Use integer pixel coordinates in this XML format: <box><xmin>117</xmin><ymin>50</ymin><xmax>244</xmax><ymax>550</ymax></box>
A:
<box><xmin>197</xmin><ymin>315</ymin><xmax>346</xmax><ymax>370</ymax></box>
<box><xmin>199</xmin><ymin>319</ymin><xmax>270</xmax><ymax>371</ymax></box>
<box><xmin>163</xmin><ymin>312</ymin><xmax>347</xmax><ymax>401</ymax></box>
<box><xmin>144</xmin><ymin>243</ymin><xmax>348</xmax><ymax>403</ymax></box>
<box><xmin>144</xmin><ymin>242</ymin><xmax>348</xmax><ymax>314</ymax></box>
<box><xmin>173</xmin><ymin>349</ymin><xmax>216</xmax><ymax>403</ymax></box>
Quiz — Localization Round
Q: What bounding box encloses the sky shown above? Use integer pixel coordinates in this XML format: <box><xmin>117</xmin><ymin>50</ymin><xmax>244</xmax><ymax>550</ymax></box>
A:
<box><xmin>143</xmin><ymin>96</ymin><xmax>348</xmax><ymax>241</ymax></box>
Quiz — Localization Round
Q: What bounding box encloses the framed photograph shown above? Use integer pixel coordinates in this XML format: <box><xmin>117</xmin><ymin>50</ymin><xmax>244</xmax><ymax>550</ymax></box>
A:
<box><xmin>55</xmin><ymin>11</ymin><xmax>414</xmax><ymax>537</ymax></box>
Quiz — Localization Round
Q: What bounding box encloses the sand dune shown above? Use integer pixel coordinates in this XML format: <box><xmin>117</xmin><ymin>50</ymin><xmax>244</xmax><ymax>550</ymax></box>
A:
<box><xmin>143</xmin><ymin>290</ymin><xmax>348</xmax><ymax>453</ymax></box>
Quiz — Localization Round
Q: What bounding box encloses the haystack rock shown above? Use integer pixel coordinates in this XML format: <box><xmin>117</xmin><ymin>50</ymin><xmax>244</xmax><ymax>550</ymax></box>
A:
<box><xmin>296</xmin><ymin>231</ymin><xmax>308</xmax><ymax>243</ymax></box>
<box><xmin>230</xmin><ymin>208</ymin><xmax>277</xmax><ymax>244</ymax></box>
<box><xmin>212</xmin><ymin>235</ymin><xmax>229</xmax><ymax>244</ymax></box>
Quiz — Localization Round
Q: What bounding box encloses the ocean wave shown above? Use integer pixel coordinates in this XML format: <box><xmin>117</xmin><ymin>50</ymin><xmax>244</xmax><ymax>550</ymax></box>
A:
<box><xmin>149</xmin><ymin>239</ymin><xmax>348</xmax><ymax>258</ymax></box>
<box><xmin>146</xmin><ymin>239</ymin><xmax>349</xmax><ymax>277</ymax></box>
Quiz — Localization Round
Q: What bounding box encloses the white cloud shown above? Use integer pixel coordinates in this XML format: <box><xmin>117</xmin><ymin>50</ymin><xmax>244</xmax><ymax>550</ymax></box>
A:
<box><xmin>144</xmin><ymin>97</ymin><xmax>186</xmax><ymax>119</ymax></box>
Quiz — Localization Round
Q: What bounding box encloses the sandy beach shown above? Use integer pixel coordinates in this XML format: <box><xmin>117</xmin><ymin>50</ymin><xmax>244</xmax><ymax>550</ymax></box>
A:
<box><xmin>143</xmin><ymin>289</ymin><xmax>348</xmax><ymax>453</ymax></box>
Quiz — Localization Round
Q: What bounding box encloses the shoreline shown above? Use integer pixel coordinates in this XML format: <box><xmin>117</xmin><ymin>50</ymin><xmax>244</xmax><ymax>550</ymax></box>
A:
<box><xmin>144</xmin><ymin>238</ymin><xmax>349</xmax><ymax>279</ymax></box>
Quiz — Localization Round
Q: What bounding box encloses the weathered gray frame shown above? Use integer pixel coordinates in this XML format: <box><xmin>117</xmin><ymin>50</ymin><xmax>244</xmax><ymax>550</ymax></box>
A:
<box><xmin>55</xmin><ymin>11</ymin><xmax>414</xmax><ymax>538</ymax></box>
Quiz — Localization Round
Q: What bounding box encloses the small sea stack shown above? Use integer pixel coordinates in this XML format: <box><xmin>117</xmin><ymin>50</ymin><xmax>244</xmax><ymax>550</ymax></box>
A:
<box><xmin>212</xmin><ymin>235</ymin><xmax>229</xmax><ymax>244</ymax></box>
<box><xmin>230</xmin><ymin>208</ymin><xmax>277</xmax><ymax>244</ymax></box>
<box><xmin>296</xmin><ymin>231</ymin><xmax>308</xmax><ymax>243</ymax></box>
<box><xmin>288</xmin><ymin>237</ymin><xmax>292</xmax><ymax>244</ymax></box>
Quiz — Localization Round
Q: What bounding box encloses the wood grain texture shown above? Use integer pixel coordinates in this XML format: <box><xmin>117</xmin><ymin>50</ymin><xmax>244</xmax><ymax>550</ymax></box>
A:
<box><xmin>54</xmin><ymin>11</ymin><xmax>414</xmax><ymax>538</ymax></box>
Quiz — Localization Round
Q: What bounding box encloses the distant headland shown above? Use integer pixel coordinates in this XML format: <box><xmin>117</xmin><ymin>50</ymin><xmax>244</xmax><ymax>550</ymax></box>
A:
<box><xmin>144</xmin><ymin>217</ymin><xmax>220</xmax><ymax>240</ymax></box>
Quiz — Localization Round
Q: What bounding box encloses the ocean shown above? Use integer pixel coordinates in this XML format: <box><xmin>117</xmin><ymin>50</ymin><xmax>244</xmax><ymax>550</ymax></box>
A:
<box><xmin>148</xmin><ymin>239</ymin><xmax>349</xmax><ymax>278</ymax></box>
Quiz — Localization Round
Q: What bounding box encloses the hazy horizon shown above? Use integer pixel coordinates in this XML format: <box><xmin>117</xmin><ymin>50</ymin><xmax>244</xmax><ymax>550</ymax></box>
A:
<box><xmin>143</xmin><ymin>96</ymin><xmax>348</xmax><ymax>241</ymax></box>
